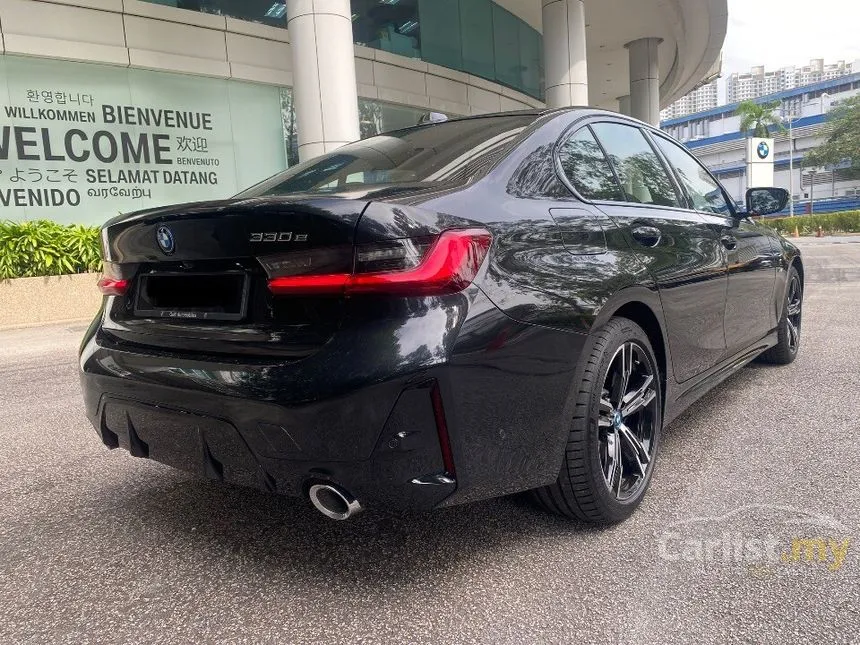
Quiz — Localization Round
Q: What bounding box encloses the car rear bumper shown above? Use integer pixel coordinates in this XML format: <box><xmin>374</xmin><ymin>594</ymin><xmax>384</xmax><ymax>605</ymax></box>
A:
<box><xmin>80</xmin><ymin>342</ymin><xmax>457</xmax><ymax>511</ymax></box>
<box><xmin>79</xmin><ymin>286</ymin><xmax>472</xmax><ymax>513</ymax></box>
<box><xmin>79</xmin><ymin>287</ymin><xmax>589</xmax><ymax>513</ymax></box>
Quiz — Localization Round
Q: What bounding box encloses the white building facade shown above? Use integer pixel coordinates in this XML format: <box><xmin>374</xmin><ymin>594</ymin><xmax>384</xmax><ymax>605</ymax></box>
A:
<box><xmin>660</xmin><ymin>79</ymin><xmax>719</xmax><ymax>120</ymax></box>
<box><xmin>662</xmin><ymin>73</ymin><xmax>860</xmax><ymax>206</ymax></box>
<box><xmin>727</xmin><ymin>59</ymin><xmax>858</xmax><ymax>104</ymax></box>
<box><xmin>0</xmin><ymin>0</ymin><xmax>727</xmax><ymax>225</ymax></box>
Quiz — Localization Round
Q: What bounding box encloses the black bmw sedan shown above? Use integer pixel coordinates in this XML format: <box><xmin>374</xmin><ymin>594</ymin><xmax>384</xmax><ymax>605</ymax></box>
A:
<box><xmin>80</xmin><ymin>109</ymin><xmax>803</xmax><ymax>523</ymax></box>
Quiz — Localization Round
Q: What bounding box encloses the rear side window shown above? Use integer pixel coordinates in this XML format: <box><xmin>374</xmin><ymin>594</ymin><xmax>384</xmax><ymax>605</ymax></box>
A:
<box><xmin>590</xmin><ymin>123</ymin><xmax>682</xmax><ymax>208</ymax></box>
<box><xmin>653</xmin><ymin>135</ymin><xmax>734</xmax><ymax>215</ymax></box>
<box><xmin>557</xmin><ymin>127</ymin><xmax>624</xmax><ymax>201</ymax></box>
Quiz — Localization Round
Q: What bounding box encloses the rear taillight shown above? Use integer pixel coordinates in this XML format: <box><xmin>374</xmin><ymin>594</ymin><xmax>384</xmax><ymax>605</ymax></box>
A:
<box><xmin>266</xmin><ymin>228</ymin><xmax>491</xmax><ymax>297</ymax></box>
<box><xmin>97</xmin><ymin>278</ymin><xmax>129</xmax><ymax>296</ymax></box>
<box><xmin>97</xmin><ymin>263</ymin><xmax>129</xmax><ymax>296</ymax></box>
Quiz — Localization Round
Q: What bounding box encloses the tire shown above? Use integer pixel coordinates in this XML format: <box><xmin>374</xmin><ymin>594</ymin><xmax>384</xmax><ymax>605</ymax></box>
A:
<box><xmin>759</xmin><ymin>265</ymin><xmax>803</xmax><ymax>365</ymax></box>
<box><xmin>534</xmin><ymin>317</ymin><xmax>663</xmax><ymax>524</ymax></box>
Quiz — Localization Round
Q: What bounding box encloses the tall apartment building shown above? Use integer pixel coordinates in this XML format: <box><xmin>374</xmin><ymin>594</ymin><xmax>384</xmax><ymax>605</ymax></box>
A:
<box><xmin>659</xmin><ymin>79</ymin><xmax>719</xmax><ymax>120</ymax></box>
<box><xmin>727</xmin><ymin>59</ymin><xmax>857</xmax><ymax>103</ymax></box>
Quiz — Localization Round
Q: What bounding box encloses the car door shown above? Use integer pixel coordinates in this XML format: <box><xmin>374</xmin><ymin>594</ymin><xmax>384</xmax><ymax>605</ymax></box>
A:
<box><xmin>583</xmin><ymin>121</ymin><xmax>728</xmax><ymax>383</ymax></box>
<box><xmin>651</xmin><ymin>133</ymin><xmax>779</xmax><ymax>358</ymax></box>
<box><xmin>722</xmin><ymin>218</ymin><xmax>780</xmax><ymax>355</ymax></box>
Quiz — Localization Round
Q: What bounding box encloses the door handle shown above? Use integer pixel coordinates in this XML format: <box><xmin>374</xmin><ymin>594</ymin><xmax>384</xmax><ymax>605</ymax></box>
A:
<box><xmin>720</xmin><ymin>235</ymin><xmax>738</xmax><ymax>250</ymax></box>
<box><xmin>631</xmin><ymin>226</ymin><xmax>662</xmax><ymax>247</ymax></box>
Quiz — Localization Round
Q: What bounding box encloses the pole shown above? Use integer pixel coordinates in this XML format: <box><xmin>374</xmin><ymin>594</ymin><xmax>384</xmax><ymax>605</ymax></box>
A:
<box><xmin>809</xmin><ymin>172</ymin><xmax>814</xmax><ymax>214</ymax></box>
<box><xmin>789</xmin><ymin>118</ymin><xmax>794</xmax><ymax>217</ymax></box>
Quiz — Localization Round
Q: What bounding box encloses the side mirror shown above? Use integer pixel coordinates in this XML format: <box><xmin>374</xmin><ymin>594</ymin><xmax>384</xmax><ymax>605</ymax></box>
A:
<box><xmin>745</xmin><ymin>187</ymin><xmax>789</xmax><ymax>216</ymax></box>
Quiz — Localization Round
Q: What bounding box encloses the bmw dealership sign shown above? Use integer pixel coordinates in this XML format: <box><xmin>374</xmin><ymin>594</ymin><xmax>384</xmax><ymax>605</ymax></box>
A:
<box><xmin>745</xmin><ymin>137</ymin><xmax>775</xmax><ymax>189</ymax></box>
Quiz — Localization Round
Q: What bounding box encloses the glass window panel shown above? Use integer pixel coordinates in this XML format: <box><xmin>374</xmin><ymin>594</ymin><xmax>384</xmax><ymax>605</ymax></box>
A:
<box><xmin>418</xmin><ymin>0</ymin><xmax>462</xmax><ymax>69</ymax></box>
<box><xmin>163</xmin><ymin>0</ymin><xmax>289</xmax><ymax>28</ymax></box>
<box><xmin>358</xmin><ymin>99</ymin><xmax>436</xmax><ymax>138</ymax></box>
<box><xmin>358</xmin><ymin>99</ymin><xmax>384</xmax><ymax>139</ymax></box>
<box><xmin>518</xmin><ymin>22</ymin><xmax>541</xmax><ymax>100</ymax></box>
<box><xmin>492</xmin><ymin>4</ymin><xmax>520</xmax><ymax>89</ymax></box>
<box><xmin>459</xmin><ymin>0</ymin><xmax>494</xmax><ymax>80</ymax></box>
<box><xmin>0</xmin><ymin>54</ymin><xmax>285</xmax><ymax>223</ymax></box>
<box><xmin>280</xmin><ymin>87</ymin><xmax>299</xmax><ymax>166</ymax></box>
<box><xmin>654</xmin><ymin>135</ymin><xmax>733</xmax><ymax>214</ymax></box>
<box><xmin>557</xmin><ymin>128</ymin><xmax>625</xmax><ymax>201</ymax></box>
<box><xmin>590</xmin><ymin>123</ymin><xmax>682</xmax><ymax>207</ymax></box>
<box><xmin>142</xmin><ymin>0</ymin><xmax>544</xmax><ymax>100</ymax></box>
<box><xmin>351</xmin><ymin>0</ymin><xmax>421</xmax><ymax>58</ymax></box>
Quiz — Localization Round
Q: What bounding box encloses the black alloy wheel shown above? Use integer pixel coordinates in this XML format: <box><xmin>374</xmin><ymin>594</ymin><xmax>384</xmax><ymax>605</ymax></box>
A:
<box><xmin>533</xmin><ymin>317</ymin><xmax>663</xmax><ymax>524</ymax></box>
<box><xmin>598</xmin><ymin>342</ymin><xmax>659</xmax><ymax>501</ymax></box>
<box><xmin>785</xmin><ymin>273</ymin><xmax>802</xmax><ymax>353</ymax></box>
<box><xmin>760</xmin><ymin>265</ymin><xmax>803</xmax><ymax>365</ymax></box>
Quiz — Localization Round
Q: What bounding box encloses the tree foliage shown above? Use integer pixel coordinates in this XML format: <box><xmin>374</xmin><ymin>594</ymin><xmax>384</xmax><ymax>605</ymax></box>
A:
<box><xmin>736</xmin><ymin>100</ymin><xmax>784</xmax><ymax>138</ymax></box>
<box><xmin>805</xmin><ymin>96</ymin><xmax>860</xmax><ymax>175</ymax></box>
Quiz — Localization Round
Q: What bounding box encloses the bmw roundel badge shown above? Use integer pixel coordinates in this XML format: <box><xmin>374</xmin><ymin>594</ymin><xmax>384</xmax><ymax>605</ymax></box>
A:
<box><xmin>757</xmin><ymin>141</ymin><xmax>770</xmax><ymax>160</ymax></box>
<box><xmin>156</xmin><ymin>225</ymin><xmax>175</xmax><ymax>255</ymax></box>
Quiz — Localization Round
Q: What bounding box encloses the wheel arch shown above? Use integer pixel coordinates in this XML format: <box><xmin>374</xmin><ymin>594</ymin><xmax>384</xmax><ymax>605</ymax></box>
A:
<box><xmin>612</xmin><ymin>303</ymin><xmax>667</xmax><ymax>388</ymax></box>
<box><xmin>791</xmin><ymin>256</ymin><xmax>805</xmax><ymax>287</ymax></box>
<box><xmin>593</xmin><ymin>287</ymin><xmax>673</xmax><ymax>413</ymax></box>
<box><xmin>775</xmin><ymin>254</ymin><xmax>804</xmax><ymax>323</ymax></box>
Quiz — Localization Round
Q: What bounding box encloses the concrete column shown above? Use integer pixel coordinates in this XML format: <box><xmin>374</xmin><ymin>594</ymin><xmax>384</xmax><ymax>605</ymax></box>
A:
<box><xmin>617</xmin><ymin>95</ymin><xmax>631</xmax><ymax>116</ymax></box>
<box><xmin>542</xmin><ymin>0</ymin><xmax>589</xmax><ymax>107</ymax></box>
<box><xmin>287</xmin><ymin>0</ymin><xmax>360</xmax><ymax>161</ymax></box>
<box><xmin>626</xmin><ymin>37</ymin><xmax>662</xmax><ymax>126</ymax></box>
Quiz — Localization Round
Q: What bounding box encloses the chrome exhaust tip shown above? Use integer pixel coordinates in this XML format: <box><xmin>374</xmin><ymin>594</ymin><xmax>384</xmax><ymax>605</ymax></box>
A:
<box><xmin>308</xmin><ymin>483</ymin><xmax>363</xmax><ymax>521</ymax></box>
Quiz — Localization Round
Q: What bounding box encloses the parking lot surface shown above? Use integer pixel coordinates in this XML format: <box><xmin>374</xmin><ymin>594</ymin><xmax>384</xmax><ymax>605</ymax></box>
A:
<box><xmin>1</xmin><ymin>238</ymin><xmax>858</xmax><ymax>645</ymax></box>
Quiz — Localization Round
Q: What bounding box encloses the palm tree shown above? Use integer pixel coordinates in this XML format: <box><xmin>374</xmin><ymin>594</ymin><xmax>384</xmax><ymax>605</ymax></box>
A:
<box><xmin>736</xmin><ymin>100</ymin><xmax>785</xmax><ymax>138</ymax></box>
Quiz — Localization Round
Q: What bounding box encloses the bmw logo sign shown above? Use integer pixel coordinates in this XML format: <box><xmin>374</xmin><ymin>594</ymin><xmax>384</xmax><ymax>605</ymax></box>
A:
<box><xmin>156</xmin><ymin>225</ymin><xmax>175</xmax><ymax>255</ymax></box>
<box><xmin>757</xmin><ymin>141</ymin><xmax>770</xmax><ymax>160</ymax></box>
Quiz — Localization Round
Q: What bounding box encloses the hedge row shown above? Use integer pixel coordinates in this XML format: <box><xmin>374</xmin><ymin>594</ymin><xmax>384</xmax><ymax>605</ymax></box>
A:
<box><xmin>0</xmin><ymin>220</ymin><xmax>102</xmax><ymax>280</ymax></box>
<box><xmin>764</xmin><ymin>211</ymin><xmax>860</xmax><ymax>236</ymax></box>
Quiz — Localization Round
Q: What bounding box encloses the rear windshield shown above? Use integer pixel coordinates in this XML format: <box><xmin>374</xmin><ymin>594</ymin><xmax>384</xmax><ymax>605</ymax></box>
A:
<box><xmin>236</xmin><ymin>115</ymin><xmax>537</xmax><ymax>197</ymax></box>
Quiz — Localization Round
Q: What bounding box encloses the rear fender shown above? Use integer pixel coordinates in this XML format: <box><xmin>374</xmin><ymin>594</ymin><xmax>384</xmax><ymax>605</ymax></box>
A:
<box><xmin>355</xmin><ymin>201</ymin><xmax>480</xmax><ymax>242</ymax></box>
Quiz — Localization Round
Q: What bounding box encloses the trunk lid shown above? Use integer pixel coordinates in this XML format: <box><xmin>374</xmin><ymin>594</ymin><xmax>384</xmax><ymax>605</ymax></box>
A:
<box><xmin>103</xmin><ymin>195</ymin><xmax>367</xmax><ymax>264</ymax></box>
<box><xmin>100</xmin><ymin>196</ymin><xmax>369</xmax><ymax>359</ymax></box>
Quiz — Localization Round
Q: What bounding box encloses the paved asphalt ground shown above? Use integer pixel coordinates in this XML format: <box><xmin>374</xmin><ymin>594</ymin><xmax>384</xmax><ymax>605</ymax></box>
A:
<box><xmin>1</xmin><ymin>237</ymin><xmax>858</xmax><ymax>645</ymax></box>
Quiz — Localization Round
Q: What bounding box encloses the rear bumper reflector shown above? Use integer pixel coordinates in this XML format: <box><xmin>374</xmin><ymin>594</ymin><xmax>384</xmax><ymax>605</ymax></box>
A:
<box><xmin>430</xmin><ymin>381</ymin><xmax>456</xmax><ymax>477</ymax></box>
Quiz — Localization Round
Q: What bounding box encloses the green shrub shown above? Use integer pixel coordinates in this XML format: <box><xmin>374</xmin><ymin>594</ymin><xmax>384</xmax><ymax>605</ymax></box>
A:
<box><xmin>765</xmin><ymin>211</ymin><xmax>860</xmax><ymax>236</ymax></box>
<box><xmin>0</xmin><ymin>220</ymin><xmax>102</xmax><ymax>280</ymax></box>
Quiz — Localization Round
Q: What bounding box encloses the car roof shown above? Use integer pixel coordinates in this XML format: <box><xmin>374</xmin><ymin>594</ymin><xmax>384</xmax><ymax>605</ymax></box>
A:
<box><xmin>433</xmin><ymin>107</ymin><xmax>654</xmax><ymax>130</ymax></box>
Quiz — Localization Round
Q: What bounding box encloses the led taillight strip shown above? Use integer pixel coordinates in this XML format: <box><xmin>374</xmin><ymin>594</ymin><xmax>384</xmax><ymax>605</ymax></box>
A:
<box><xmin>267</xmin><ymin>228</ymin><xmax>491</xmax><ymax>297</ymax></box>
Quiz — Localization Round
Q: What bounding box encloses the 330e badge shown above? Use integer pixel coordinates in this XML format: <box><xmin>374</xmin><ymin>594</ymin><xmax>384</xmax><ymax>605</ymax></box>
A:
<box><xmin>249</xmin><ymin>232</ymin><xmax>309</xmax><ymax>243</ymax></box>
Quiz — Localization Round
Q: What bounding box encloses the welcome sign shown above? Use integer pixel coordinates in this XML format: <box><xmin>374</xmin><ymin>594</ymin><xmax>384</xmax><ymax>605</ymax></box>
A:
<box><xmin>0</xmin><ymin>55</ymin><xmax>287</xmax><ymax>225</ymax></box>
